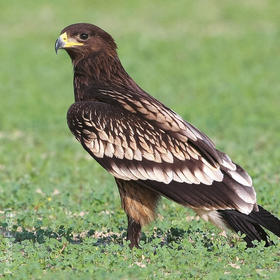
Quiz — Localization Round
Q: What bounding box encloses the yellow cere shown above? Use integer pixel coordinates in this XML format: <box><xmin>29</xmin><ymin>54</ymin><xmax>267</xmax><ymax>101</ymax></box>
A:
<box><xmin>60</xmin><ymin>32</ymin><xmax>84</xmax><ymax>47</ymax></box>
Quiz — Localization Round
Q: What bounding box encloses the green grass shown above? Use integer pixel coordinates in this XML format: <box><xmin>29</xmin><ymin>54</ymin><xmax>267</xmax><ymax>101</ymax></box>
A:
<box><xmin>1</xmin><ymin>0</ymin><xmax>280</xmax><ymax>279</ymax></box>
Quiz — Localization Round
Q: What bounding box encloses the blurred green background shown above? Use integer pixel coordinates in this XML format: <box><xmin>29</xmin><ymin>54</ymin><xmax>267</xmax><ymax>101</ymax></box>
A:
<box><xmin>0</xmin><ymin>0</ymin><xmax>280</xmax><ymax>279</ymax></box>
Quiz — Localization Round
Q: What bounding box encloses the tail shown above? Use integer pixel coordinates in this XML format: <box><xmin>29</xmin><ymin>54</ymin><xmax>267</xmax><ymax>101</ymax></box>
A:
<box><xmin>219</xmin><ymin>205</ymin><xmax>280</xmax><ymax>247</ymax></box>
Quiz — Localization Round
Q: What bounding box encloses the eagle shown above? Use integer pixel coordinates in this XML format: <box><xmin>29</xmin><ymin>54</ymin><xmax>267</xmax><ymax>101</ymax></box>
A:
<box><xmin>55</xmin><ymin>23</ymin><xmax>280</xmax><ymax>248</ymax></box>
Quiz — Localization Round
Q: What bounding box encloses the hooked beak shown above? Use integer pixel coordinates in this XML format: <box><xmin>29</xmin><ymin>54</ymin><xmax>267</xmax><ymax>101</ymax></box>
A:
<box><xmin>55</xmin><ymin>36</ymin><xmax>64</xmax><ymax>54</ymax></box>
<box><xmin>55</xmin><ymin>32</ymin><xmax>83</xmax><ymax>54</ymax></box>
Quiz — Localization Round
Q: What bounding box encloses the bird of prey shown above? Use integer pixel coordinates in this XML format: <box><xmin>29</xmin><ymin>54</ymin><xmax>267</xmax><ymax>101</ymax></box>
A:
<box><xmin>55</xmin><ymin>23</ymin><xmax>280</xmax><ymax>249</ymax></box>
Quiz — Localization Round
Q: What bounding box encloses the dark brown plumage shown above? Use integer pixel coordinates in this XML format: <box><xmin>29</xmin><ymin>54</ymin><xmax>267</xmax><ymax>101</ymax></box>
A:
<box><xmin>55</xmin><ymin>23</ymin><xmax>280</xmax><ymax>248</ymax></box>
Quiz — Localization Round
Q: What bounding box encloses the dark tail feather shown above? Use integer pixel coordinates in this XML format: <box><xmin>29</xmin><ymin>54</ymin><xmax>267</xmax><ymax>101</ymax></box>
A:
<box><xmin>249</xmin><ymin>205</ymin><xmax>280</xmax><ymax>236</ymax></box>
<box><xmin>219</xmin><ymin>205</ymin><xmax>280</xmax><ymax>247</ymax></box>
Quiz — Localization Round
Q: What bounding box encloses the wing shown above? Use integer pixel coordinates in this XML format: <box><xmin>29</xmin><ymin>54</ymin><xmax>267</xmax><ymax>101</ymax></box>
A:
<box><xmin>67</xmin><ymin>100</ymin><xmax>256</xmax><ymax>214</ymax></box>
<box><xmin>89</xmin><ymin>87</ymin><xmax>239</xmax><ymax>171</ymax></box>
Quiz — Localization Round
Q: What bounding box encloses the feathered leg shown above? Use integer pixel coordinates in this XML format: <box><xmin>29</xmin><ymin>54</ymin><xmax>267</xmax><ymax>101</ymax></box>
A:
<box><xmin>116</xmin><ymin>179</ymin><xmax>160</xmax><ymax>248</ymax></box>
<box><xmin>127</xmin><ymin>215</ymin><xmax>141</xmax><ymax>248</ymax></box>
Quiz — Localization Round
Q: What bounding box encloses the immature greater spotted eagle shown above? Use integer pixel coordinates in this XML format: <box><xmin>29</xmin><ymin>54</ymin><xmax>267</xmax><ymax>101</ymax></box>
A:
<box><xmin>55</xmin><ymin>23</ymin><xmax>280</xmax><ymax>248</ymax></box>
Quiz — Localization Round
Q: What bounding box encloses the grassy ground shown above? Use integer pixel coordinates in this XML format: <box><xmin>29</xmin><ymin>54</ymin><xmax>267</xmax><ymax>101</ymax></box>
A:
<box><xmin>1</xmin><ymin>0</ymin><xmax>280</xmax><ymax>279</ymax></box>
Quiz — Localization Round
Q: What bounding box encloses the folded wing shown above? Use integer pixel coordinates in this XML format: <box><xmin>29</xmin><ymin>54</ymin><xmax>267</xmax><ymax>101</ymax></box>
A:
<box><xmin>67</xmin><ymin>100</ymin><xmax>256</xmax><ymax>214</ymax></box>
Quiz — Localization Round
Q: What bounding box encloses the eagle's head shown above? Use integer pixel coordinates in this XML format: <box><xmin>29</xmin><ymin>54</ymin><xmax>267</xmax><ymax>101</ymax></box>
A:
<box><xmin>55</xmin><ymin>23</ymin><xmax>117</xmax><ymax>63</ymax></box>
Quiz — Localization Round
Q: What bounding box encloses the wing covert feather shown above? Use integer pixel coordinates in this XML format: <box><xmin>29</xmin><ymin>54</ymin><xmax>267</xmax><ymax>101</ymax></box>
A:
<box><xmin>67</xmin><ymin>101</ymin><xmax>256</xmax><ymax>213</ymax></box>
<box><xmin>68</xmin><ymin>101</ymin><xmax>223</xmax><ymax>185</ymax></box>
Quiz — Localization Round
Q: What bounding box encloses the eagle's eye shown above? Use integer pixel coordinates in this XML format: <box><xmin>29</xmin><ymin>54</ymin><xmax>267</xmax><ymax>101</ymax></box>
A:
<box><xmin>79</xmin><ymin>33</ymin><xmax>89</xmax><ymax>40</ymax></box>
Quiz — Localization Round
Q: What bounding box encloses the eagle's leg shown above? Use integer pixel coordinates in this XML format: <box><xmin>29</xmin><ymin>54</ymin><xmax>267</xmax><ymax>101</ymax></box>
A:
<box><xmin>115</xmin><ymin>179</ymin><xmax>160</xmax><ymax>248</ymax></box>
<box><xmin>127</xmin><ymin>215</ymin><xmax>141</xmax><ymax>248</ymax></box>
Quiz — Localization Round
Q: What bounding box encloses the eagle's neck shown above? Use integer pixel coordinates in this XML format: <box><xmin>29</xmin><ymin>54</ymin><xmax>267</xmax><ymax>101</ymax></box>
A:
<box><xmin>73</xmin><ymin>53</ymin><xmax>142</xmax><ymax>102</ymax></box>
